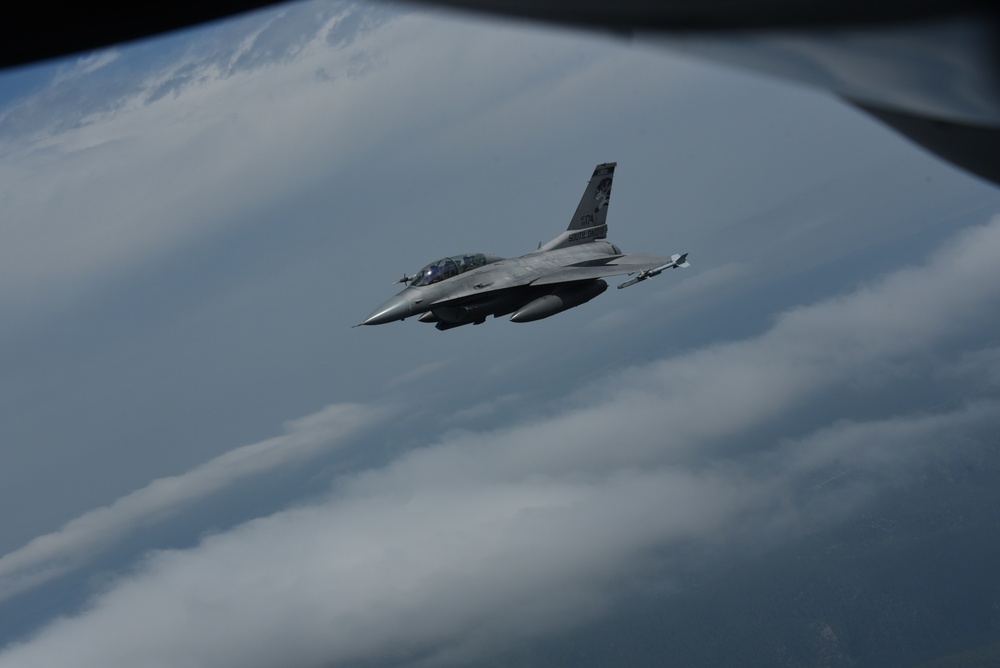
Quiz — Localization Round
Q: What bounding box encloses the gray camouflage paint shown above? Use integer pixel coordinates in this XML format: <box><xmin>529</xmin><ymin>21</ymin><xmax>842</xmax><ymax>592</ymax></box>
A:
<box><xmin>359</xmin><ymin>162</ymin><xmax>689</xmax><ymax>329</ymax></box>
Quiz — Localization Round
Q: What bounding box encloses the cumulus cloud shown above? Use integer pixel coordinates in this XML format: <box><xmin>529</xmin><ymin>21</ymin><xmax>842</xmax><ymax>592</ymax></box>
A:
<box><xmin>0</xmin><ymin>403</ymin><xmax>385</xmax><ymax>604</ymax></box>
<box><xmin>2</xmin><ymin>216</ymin><xmax>998</xmax><ymax>667</ymax></box>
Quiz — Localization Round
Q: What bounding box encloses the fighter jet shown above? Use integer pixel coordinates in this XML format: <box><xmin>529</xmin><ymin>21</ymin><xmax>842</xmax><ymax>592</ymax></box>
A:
<box><xmin>357</xmin><ymin>162</ymin><xmax>689</xmax><ymax>330</ymax></box>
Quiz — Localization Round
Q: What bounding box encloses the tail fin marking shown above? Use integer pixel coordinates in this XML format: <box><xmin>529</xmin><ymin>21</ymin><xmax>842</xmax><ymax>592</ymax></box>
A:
<box><xmin>537</xmin><ymin>162</ymin><xmax>617</xmax><ymax>252</ymax></box>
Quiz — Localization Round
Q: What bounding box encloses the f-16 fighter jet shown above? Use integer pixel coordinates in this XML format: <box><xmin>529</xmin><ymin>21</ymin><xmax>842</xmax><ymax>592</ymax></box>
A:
<box><xmin>357</xmin><ymin>162</ymin><xmax>689</xmax><ymax>330</ymax></box>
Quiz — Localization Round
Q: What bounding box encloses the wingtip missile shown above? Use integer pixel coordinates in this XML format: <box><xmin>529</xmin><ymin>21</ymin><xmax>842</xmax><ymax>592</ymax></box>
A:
<box><xmin>617</xmin><ymin>253</ymin><xmax>690</xmax><ymax>289</ymax></box>
<box><xmin>617</xmin><ymin>275</ymin><xmax>643</xmax><ymax>289</ymax></box>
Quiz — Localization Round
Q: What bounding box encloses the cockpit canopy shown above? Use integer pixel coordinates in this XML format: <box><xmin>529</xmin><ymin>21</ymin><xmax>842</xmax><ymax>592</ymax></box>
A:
<box><xmin>410</xmin><ymin>253</ymin><xmax>501</xmax><ymax>287</ymax></box>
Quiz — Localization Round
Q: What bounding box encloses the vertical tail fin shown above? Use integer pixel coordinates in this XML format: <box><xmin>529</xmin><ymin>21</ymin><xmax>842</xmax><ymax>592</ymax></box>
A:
<box><xmin>537</xmin><ymin>162</ymin><xmax>616</xmax><ymax>251</ymax></box>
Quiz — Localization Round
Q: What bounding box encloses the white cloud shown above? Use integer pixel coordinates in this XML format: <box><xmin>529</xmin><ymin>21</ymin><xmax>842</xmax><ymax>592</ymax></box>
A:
<box><xmin>0</xmin><ymin>1</ymin><xmax>699</xmax><ymax>332</ymax></box>
<box><xmin>0</xmin><ymin>4</ymin><xmax>469</xmax><ymax>318</ymax></box>
<box><xmin>2</xmin><ymin>216</ymin><xmax>998</xmax><ymax>667</ymax></box>
<box><xmin>32</xmin><ymin>49</ymin><xmax>122</xmax><ymax>90</ymax></box>
<box><xmin>0</xmin><ymin>403</ymin><xmax>385</xmax><ymax>604</ymax></box>
<box><xmin>71</xmin><ymin>51</ymin><xmax>121</xmax><ymax>76</ymax></box>
<box><xmin>0</xmin><ymin>403</ymin><xmax>992</xmax><ymax>668</ymax></box>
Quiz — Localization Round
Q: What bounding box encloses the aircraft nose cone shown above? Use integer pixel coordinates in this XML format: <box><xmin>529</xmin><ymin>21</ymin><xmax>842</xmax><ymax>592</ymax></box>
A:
<box><xmin>360</xmin><ymin>294</ymin><xmax>413</xmax><ymax>326</ymax></box>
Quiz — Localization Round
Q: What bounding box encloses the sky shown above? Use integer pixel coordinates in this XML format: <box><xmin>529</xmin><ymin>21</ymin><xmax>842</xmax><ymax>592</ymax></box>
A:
<box><xmin>1</xmin><ymin>1</ymin><xmax>999</xmax><ymax>666</ymax></box>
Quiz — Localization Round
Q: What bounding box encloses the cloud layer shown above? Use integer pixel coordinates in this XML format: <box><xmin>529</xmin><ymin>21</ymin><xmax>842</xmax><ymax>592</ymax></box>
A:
<box><xmin>2</xmin><ymin>216</ymin><xmax>998</xmax><ymax>667</ymax></box>
<box><xmin>0</xmin><ymin>403</ymin><xmax>385</xmax><ymax>604</ymax></box>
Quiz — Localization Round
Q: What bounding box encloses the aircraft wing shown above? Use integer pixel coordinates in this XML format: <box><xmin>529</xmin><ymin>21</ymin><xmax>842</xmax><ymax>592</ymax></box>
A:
<box><xmin>530</xmin><ymin>253</ymin><xmax>685</xmax><ymax>286</ymax></box>
<box><xmin>415</xmin><ymin>252</ymin><xmax>689</xmax><ymax>308</ymax></box>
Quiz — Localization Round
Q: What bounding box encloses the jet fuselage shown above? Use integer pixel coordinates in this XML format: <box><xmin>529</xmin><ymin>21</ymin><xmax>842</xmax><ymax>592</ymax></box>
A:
<box><xmin>357</xmin><ymin>162</ymin><xmax>689</xmax><ymax>330</ymax></box>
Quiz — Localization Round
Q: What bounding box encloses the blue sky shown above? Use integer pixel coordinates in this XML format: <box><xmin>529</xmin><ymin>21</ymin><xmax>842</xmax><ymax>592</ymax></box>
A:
<box><xmin>1</xmin><ymin>2</ymin><xmax>999</xmax><ymax>665</ymax></box>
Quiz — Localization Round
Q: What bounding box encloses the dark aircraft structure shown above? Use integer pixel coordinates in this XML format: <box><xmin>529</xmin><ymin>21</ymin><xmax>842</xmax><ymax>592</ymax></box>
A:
<box><xmin>358</xmin><ymin>163</ymin><xmax>688</xmax><ymax>330</ymax></box>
